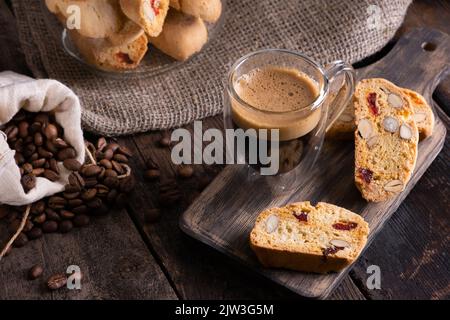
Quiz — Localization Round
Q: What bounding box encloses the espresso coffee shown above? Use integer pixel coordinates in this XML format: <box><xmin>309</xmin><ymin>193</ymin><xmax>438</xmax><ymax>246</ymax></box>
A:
<box><xmin>230</xmin><ymin>66</ymin><xmax>321</xmax><ymax>173</ymax></box>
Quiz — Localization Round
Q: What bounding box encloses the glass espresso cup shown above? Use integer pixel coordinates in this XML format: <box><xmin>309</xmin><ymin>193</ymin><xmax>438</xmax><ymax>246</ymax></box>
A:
<box><xmin>223</xmin><ymin>49</ymin><xmax>355</xmax><ymax>189</ymax></box>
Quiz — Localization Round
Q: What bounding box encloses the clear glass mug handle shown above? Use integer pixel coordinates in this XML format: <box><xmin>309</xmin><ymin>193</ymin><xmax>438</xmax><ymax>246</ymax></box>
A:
<box><xmin>323</xmin><ymin>61</ymin><xmax>356</xmax><ymax>132</ymax></box>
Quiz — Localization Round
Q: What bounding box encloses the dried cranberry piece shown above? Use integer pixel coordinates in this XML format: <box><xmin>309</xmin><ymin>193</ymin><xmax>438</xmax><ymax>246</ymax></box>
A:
<box><xmin>151</xmin><ymin>0</ymin><xmax>161</xmax><ymax>15</ymax></box>
<box><xmin>116</xmin><ymin>52</ymin><xmax>134</xmax><ymax>64</ymax></box>
<box><xmin>367</xmin><ymin>92</ymin><xmax>379</xmax><ymax>116</ymax></box>
<box><xmin>332</xmin><ymin>222</ymin><xmax>358</xmax><ymax>231</ymax></box>
<box><xmin>322</xmin><ymin>246</ymin><xmax>344</xmax><ymax>261</ymax></box>
<box><xmin>293</xmin><ymin>211</ymin><xmax>308</xmax><ymax>222</ymax></box>
<box><xmin>358</xmin><ymin>168</ymin><xmax>373</xmax><ymax>184</ymax></box>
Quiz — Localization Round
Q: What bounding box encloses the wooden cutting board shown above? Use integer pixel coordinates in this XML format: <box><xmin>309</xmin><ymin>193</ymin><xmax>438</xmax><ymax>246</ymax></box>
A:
<box><xmin>180</xmin><ymin>28</ymin><xmax>450</xmax><ymax>299</ymax></box>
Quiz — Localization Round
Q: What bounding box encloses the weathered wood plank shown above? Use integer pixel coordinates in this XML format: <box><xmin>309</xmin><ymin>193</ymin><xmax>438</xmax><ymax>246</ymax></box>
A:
<box><xmin>0</xmin><ymin>209</ymin><xmax>178</xmax><ymax>299</ymax></box>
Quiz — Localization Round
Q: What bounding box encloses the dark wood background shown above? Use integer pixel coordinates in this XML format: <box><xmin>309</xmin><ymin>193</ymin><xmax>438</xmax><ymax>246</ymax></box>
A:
<box><xmin>0</xmin><ymin>0</ymin><xmax>449</xmax><ymax>300</ymax></box>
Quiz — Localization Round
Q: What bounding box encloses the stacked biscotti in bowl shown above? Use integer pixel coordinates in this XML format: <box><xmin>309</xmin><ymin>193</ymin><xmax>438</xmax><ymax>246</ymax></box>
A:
<box><xmin>329</xmin><ymin>78</ymin><xmax>434</xmax><ymax>202</ymax></box>
<box><xmin>45</xmin><ymin>0</ymin><xmax>222</xmax><ymax>71</ymax></box>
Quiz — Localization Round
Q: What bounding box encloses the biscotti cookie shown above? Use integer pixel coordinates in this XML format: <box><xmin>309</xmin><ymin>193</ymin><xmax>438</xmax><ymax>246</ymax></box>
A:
<box><xmin>354</xmin><ymin>78</ymin><xmax>419</xmax><ymax>202</ymax></box>
<box><xmin>69</xmin><ymin>30</ymin><xmax>148</xmax><ymax>71</ymax></box>
<box><xmin>250</xmin><ymin>202</ymin><xmax>369</xmax><ymax>274</ymax></box>
<box><xmin>149</xmin><ymin>10</ymin><xmax>208</xmax><ymax>61</ymax></box>
<box><xmin>328</xmin><ymin>87</ymin><xmax>434</xmax><ymax>140</ymax></box>
<box><xmin>120</xmin><ymin>0</ymin><xmax>170</xmax><ymax>37</ymax></box>
<box><xmin>401</xmin><ymin>89</ymin><xmax>435</xmax><ymax>139</ymax></box>
<box><xmin>169</xmin><ymin>0</ymin><xmax>222</xmax><ymax>23</ymax></box>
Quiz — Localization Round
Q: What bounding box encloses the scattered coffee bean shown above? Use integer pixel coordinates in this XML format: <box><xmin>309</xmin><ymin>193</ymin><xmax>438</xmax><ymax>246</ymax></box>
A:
<box><xmin>81</xmin><ymin>164</ymin><xmax>102</xmax><ymax>177</ymax></box>
<box><xmin>144</xmin><ymin>169</ymin><xmax>160</xmax><ymax>181</ymax></box>
<box><xmin>27</xmin><ymin>227</ymin><xmax>43</xmax><ymax>240</ymax></box>
<box><xmin>48</xmin><ymin>196</ymin><xmax>66</xmax><ymax>210</ymax></box>
<box><xmin>43</xmin><ymin>169</ymin><xmax>59</xmax><ymax>182</ymax></box>
<box><xmin>42</xmin><ymin>221</ymin><xmax>58</xmax><ymax>233</ymax></box>
<box><xmin>60</xmin><ymin>210</ymin><xmax>75</xmax><ymax>220</ymax></box>
<box><xmin>28</xmin><ymin>265</ymin><xmax>44</xmax><ymax>280</ymax></box>
<box><xmin>159</xmin><ymin>131</ymin><xmax>171</xmax><ymax>147</ymax></box>
<box><xmin>63</xmin><ymin>158</ymin><xmax>82</xmax><ymax>171</ymax></box>
<box><xmin>59</xmin><ymin>220</ymin><xmax>73</xmax><ymax>233</ymax></box>
<box><xmin>44</xmin><ymin>124</ymin><xmax>58</xmax><ymax>140</ymax></box>
<box><xmin>47</xmin><ymin>274</ymin><xmax>67</xmax><ymax>290</ymax></box>
<box><xmin>57</xmin><ymin>147</ymin><xmax>76</xmax><ymax>161</ymax></box>
<box><xmin>177</xmin><ymin>165</ymin><xmax>194</xmax><ymax>179</ymax></box>
<box><xmin>21</xmin><ymin>174</ymin><xmax>36</xmax><ymax>192</ymax></box>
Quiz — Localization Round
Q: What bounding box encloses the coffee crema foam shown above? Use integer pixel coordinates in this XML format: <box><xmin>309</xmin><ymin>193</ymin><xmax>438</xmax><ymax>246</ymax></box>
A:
<box><xmin>234</xmin><ymin>66</ymin><xmax>319</xmax><ymax>112</ymax></box>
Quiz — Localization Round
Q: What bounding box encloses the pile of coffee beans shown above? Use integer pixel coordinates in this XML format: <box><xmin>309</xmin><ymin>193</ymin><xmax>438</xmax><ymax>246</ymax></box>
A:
<box><xmin>3</xmin><ymin>110</ymin><xmax>78</xmax><ymax>193</ymax></box>
<box><xmin>1</xmin><ymin>136</ymin><xmax>135</xmax><ymax>249</ymax></box>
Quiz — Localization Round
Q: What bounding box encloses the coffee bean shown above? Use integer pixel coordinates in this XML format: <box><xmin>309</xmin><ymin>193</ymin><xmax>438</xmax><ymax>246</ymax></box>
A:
<box><xmin>29</xmin><ymin>152</ymin><xmax>39</xmax><ymax>161</ymax></box>
<box><xmin>49</xmin><ymin>158</ymin><xmax>60</xmax><ymax>174</ymax></box>
<box><xmin>103</xmin><ymin>176</ymin><xmax>119</xmax><ymax>189</ymax></box>
<box><xmin>14</xmin><ymin>152</ymin><xmax>25</xmax><ymax>165</ymax></box>
<box><xmin>65</xmin><ymin>183</ymin><xmax>81</xmax><ymax>193</ymax></box>
<box><xmin>13</xmin><ymin>233</ymin><xmax>28</xmax><ymax>248</ymax></box>
<box><xmin>68</xmin><ymin>172</ymin><xmax>85</xmax><ymax>189</ymax></box>
<box><xmin>68</xmin><ymin>199</ymin><xmax>83</xmax><ymax>208</ymax></box>
<box><xmin>73</xmin><ymin>214</ymin><xmax>90</xmax><ymax>227</ymax></box>
<box><xmin>63</xmin><ymin>158</ymin><xmax>82</xmax><ymax>171</ymax></box>
<box><xmin>42</xmin><ymin>221</ymin><xmax>58</xmax><ymax>233</ymax></box>
<box><xmin>96</xmin><ymin>185</ymin><xmax>109</xmax><ymax>197</ymax></box>
<box><xmin>27</xmin><ymin>227</ymin><xmax>43</xmax><ymax>240</ymax></box>
<box><xmin>38</xmin><ymin>146</ymin><xmax>53</xmax><ymax>159</ymax></box>
<box><xmin>104</xmin><ymin>169</ymin><xmax>118</xmax><ymax>178</ymax></box>
<box><xmin>177</xmin><ymin>165</ymin><xmax>194</xmax><ymax>179</ymax></box>
<box><xmin>84</xmin><ymin>177</ymin><xmax>98</xmax><ymax>188</ymax></box>
<box><xmin>34</xmin><ymin>132</ymin><xmax>44</xmax><ymax>146</ymax></box>
<box><xmin>22</xmin><ymin>144</ymin><xmax>35</xmax><ymax>158</ymax></box>
<box><xmin>111</xmin><ymin>161</ymin><xmax>124</xmax><ymax>175</ymax></box>
<box><xmin>59</xmin><ymin>220</ymin><xmax>73</xmax><ymax>233</ymax></box>
<box><xmin>44</xmin><ymin>124</ymin><xmax>58</xmax><ymax>140</ymax></box>
<box><xmin>32</xmin><ymin>168</ymin><xmax>45</xmax><ymax>177</ymax></box>
<box><xmin>159</xmin><ymin>132</ymin><xmax>171</xmax><ymax>147</ymax></box>
<box><xmin>18</xmin><ymin>121</ymin><xmax>29</xmax><ymax>138</ymax></box>
<box><xmin>5</xmin><ymin>125</ymin><xmax>18</xmax><ymax>140</ymax></box>
<box><xmin>117</xmin><ymin>146</ymin><xmax>133</xmax><ymax>158</ymax></box>
<box><xmin>14</xmin><ymin>139</ymin><xmax>24</xmax><ymax>153</ymax></box>
<box><xmin>144</xmin><ymin>169</ymin><xmax>160</xmax><ymax>181</ymax></box>
<box><xmin>21</xmin><ymin>174</ymin><xmax>36</xmax><ymax>192</ymax></box>
<box><xmin>48</xmin><ymin>196</ymin><xmax>66</xmax><ymax>210</ymax></box>
<box><xmin>72</xmin><ymin>205</ymin><xmax>88</xmax><ymax>215</ymax></box>
<box><xmin>99</xmin><ymin>159</ymin><xmax>112</xmax><ymax>169</ymax></box>
<box><xmin>45</xmin><ymin>208</ymin><xmax>61</xmax><ymax>221</ymax></box>
<box><xmin>105</xmin><ymin>142</ymin><xmax>120</xmax><ymax>153</ymax></box>
<box><xmin>57</xmin><ymin>147</ymin><xmax>76</xmax><ymax>161</ymax></box>
<box><xmin>28</xmin><ymin>265</ymin><xmax>44</xmax><ymax>280</ymax></box>
<box><xmin>22</xmin><ymin>163</ymin><xmax>33</xmax><ymax>175</ymax></box>
<box><xmin>113</xmin><ymin>154</ymin><xmax>128</xmax><ymax>163</ymax></box>
<box><xmin>63</xmin><ymin>192</ymin><xmax>80</xmax><ymax>200</ymax></box>
<box><xmin>103</xmin><ymin>148</ymin><xmax>114</xmax><ymax>161</ymax></box>
<box><xmin>23</xmin><ymin>220</ymin><xmax>34</xmax><ymax>233</ymax></box>
<box><xmin>30</xmin><ymin>201</ymin><xmax>45</xmax><ymax>216</ymax></box>
<box><xmin>60</xmin><ymin>210</ymin><xmax>75</xmax><ymax>220</ymax></box>
<box><xmin>144</xmin><ymin>209</ymin><xmax>161</xmax><ymax>223</ymax></box>
<box><xmin>46</xmin><ymin>140</ymin><xmax>58</xmax><ymax>154</ymax></box>
<box><xmin>81</xmin><ymin>164</ymin><xmax>102</xmax><ymax>177</ymax></box>
<box><xmin>54</xmin><ymin>138</ymin><xmax>69</xmax><ymax>149</ymax></box>
<box><xmin>86</xmin><ymin>198</ymin><xmax>102</xmax><ymax>209</ymax></box>
<box><xmin>47</xmin><ymin>274</ymin><xmax>67</xmax><ymax>290</ymax></box>
<box><xmin>81</xmin><ymin>188</ymin><xmax>97</xmax><ymax>201</ymax></box>
<box><xmin>97</xmin><ymin>137</ymin><xmax>108</xmax><ymax>152</ymax></box>
<box><xmin>43</xmin><ymin>169</ymin><xmax>59</xmax><ymax>182</ymax></box>
<box><xmin>31</xmin><ymin>158</ymin><xmax>46</xmax><ymax>168</ymax></box>
<box><xmin>33</xmin><ymin>213</ymin><xmax>47</xmax><ymax>224</ymax></box>
<box><xmin>29</xmin><ymin>122</ymin><xmax>42</xmax><ymax>134</ymax></box>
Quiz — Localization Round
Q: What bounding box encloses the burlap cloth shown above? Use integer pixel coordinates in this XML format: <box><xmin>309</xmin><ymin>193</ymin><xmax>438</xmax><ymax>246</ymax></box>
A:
<box><xmin>12</xmin><ymin>0</ymin><xmax>411</xmax><ymax>136</ymax></box>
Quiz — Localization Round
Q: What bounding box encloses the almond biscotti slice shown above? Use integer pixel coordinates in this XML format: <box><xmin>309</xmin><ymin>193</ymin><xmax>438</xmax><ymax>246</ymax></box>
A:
<box><xmin>402</xmin><ymin>89</ymin><xmax>435</xmax><ymax>139</ymax></box>
<box><xmin>120</xmin><ymin>0</ymin><xmax>170</xmax><ymax>37</ymax></box>
<box><xmin>354</xmin><ymin>78</ymin><xmax>419</xmax><ymax>202</ymax></box>
<box><xmin>328</xmin><ymin>87</ymin><xmax>434</xmax><ymax>140</ymax></box>
<box><xmin>250</xmin><ymin>202</ymin><xmax>369</xmax><ymax>274</ymax></box>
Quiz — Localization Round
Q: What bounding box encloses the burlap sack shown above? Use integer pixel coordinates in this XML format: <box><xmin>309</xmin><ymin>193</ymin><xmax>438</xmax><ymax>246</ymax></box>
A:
<box><xmin>0</xmin><ymin>71</ymin><xmax>85</xmax><ymax>206</ymax></box>
<box><xmin>12</xmin><ymin>0</ymin><xmax>411</xmax><ymax>136</ymax></box>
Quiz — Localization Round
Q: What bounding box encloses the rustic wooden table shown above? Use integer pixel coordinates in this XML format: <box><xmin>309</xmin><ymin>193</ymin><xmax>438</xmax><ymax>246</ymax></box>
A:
<box><xmin>0</xmin><ymin>0</ymin><xmax>449</xmax><ymax>300</ymax></box>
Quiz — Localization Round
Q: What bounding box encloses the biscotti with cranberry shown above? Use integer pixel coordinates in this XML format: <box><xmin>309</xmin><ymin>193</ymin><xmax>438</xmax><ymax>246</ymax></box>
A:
<box><xmin>354</xmin><ymin>78</ymin><xmax>419</xmax><ymax>202</ymax></box>
<box><xmin>328</xmin><ymin>87</ymin><xmax>434</xmax><ymax>140</ymax></box>
<box><xmin>69</xmin><ymin>30</ymin><xmax>148</xmax><ymax>71</ymax></box>
<box><xmin>120</xmin><ymin>0</ymin><xmax>170</xmax><ymax>37</ymax></box>
<box><xmin>250</xmin><ymin>202</ymin><xmax>369</xmax><ymax>274</ymax></box>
